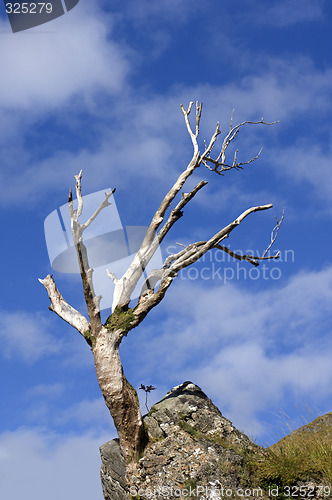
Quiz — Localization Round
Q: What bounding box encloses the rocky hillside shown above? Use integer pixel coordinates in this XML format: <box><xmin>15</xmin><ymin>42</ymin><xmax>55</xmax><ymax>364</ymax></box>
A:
<box><xmin>100</xmin><ymin>382</ymin><xmax>331</xmax><ymax>500</ymax></box>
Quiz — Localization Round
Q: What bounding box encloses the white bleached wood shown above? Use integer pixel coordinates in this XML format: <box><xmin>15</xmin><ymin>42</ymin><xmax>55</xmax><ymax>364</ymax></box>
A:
<box><xmin>263</xmin><ymin>208</ymin><xmax>284</xmax><ymax>257</ymax></box>
<box><xmin>38</xmin><ymin>274</ymin><xmax>90</xmax><ymax>335</ymax></box>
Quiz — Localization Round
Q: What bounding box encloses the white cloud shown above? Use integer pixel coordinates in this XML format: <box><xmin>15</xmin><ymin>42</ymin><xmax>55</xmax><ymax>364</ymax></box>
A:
<box><xmin>2</xmin><ymin>53</ymin><xmax>331</xmax><ymax>210</ymax></box>
<box><xmin>110</xmin><ymin>0</ymin><xmax>204</xmax><ymax>60</ymax></box>
<box><xmin>256</xmin><ymin>0</ymin><xmax>324</xmax><ymax>27</ymax></box>
<box><xmin>232</xmin><ymin>0</ymin><xmax>324</xmax><ymax>30</ymax></box>
<box><xmin>22</xmin><ymin>392</ymin><xmax>115</xmax><ymax>435</ymax></box>
<box><xmin>189</xmin><ymin>180</ymin><xmax>276</xmax><ymax>217</ymax></box>
<box><xmin>118</xmin><ymin>0</ymin><xmax>203</xmax><ymax>26</ymax></box>
<box><xmin>0</xmin><ymin>428</ymin><xmax>113</xmax><ymax>500</ymax></box>
<box><xmin>0</xmin><ymin>96</ymin><xmax>183</xmax><ymax>208</ymax></box>
<box><xmin>54</xmin><ymin>398</ymin><xmax>113</xmax><ymax>429</ymax></box>
<box><xmin>189</xmin><ymin>340</ymin><xmax>332</xmax><ymax>439</ymax></box>
<box><xmin>267</xmin><ymin>142</ymin><xmax>332</xmax><ymax>208</ymax></box>
<box><xmin>0</xmin><ymin>3</ymin><xmax>128</xmax><ymax>111</ymax></box>
<box><xmin>0</xmin><ymin>311</ymin><xmax>61</xmax><ymax>362</ymax></box>
<box><xmin>186</xmin><ymin>58</ymin><xmax>332</xmax><ymax>124</ymax></box>
<box><xmin>26</xmin><ymin>383</ymin><xmax>64</xmax><ymax>399</ymax></box>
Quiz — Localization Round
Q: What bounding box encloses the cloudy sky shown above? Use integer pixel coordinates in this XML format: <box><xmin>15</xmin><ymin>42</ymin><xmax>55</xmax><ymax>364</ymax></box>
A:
<box><xmin>1</xmin><ymin>0</ymin><xmax>332</xmax><ymax>498</ymax></box>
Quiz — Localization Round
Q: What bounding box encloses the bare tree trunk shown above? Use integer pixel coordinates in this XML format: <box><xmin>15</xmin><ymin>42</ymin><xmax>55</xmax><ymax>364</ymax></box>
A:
<box><xmin>93</xmin><ymin>326</ymin><xmax>148</xmax><ymax>465</ymax></box>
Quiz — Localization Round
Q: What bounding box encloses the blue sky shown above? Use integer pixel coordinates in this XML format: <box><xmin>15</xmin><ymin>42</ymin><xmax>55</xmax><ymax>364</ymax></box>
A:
<box><xmin>0</xmin><ymin>0</ymin><xmax>332</xmax><ymax>498</ymax></box>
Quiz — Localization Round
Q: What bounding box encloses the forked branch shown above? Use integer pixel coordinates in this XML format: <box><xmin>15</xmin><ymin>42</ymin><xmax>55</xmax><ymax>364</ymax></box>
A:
<box><xmin>202</xmin><ymin>115</ymin><xmax>279</xmax><ymax>175</ymax></box>
<box><xmin>41</xmin><ymin>171</ymin><xmax>116</xmax><ymax>335</ymax></box>
<box><xmin>68</xmin><ymin>172</ymin><xmax>116</xmax><ymax>330</ymax></box>
<box><xmin>134</xmin><ymin>203</ymin><xmax>283</xmax><ymax>323</ymax></box>
<box><xmin>166</xmin><ymin>204</ymin><xmax>274</xmax><ymax>273</ymax></box>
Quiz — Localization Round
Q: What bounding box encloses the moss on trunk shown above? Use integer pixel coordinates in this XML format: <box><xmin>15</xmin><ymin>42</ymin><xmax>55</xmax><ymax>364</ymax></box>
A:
<box><xmin>105</xmin><ymin>307</ymin><xmax>135</xmax><ymax>332</ymax></box>
<box><xmin>83</xmin><ymin>329</ymin><xmax>96</xmax><ymax>349</ymax></box>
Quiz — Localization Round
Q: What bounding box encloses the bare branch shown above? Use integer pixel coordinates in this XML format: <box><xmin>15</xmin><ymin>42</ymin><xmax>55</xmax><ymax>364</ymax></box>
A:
<box><xmin>112</xmin><ymin>178</ymin><xmax>208</xmax><ymax>310</ymax></box>
<box><xmin>214</xmin><ymin>245</ymin><xmax>280</xmax><ymax>267</ymax></box>
<box><xmin>38</xmin><ymin>275</ymin><xmax>90</xmax><ymax>335</ymax></box>
<box><xmin>147</xmin><ymin>101</ymin><xmax>204</xmax><ymax>235</ymax></box>
<box><xmin>81</xmin><ymin>189</ymin><xmax>116</xmax><ymax>232</ymax></box>
<box><xmin>106</xmin><ymin>269</ymin><xmax>119</xmax><ymax>284</ymax></box>
<box><xmin>74</xmin><ymin>169</ymin><xmax>84</xmax><ymax>219</ymax></box>
<box><xmin>204</xmin><ymin>147</ymin><xmax>263</xmax><ymax>175</ymax></box>
<box><xmin>139</xmin><ymin>154</ymin><xmax>201</xmax><ymax>250</ymax></box>
<box><xmin>133</xmin><ymin>204</ymin><xmax>276</xmax><ymax>324</ymax></box>
<box><xmin>202</xmin><ymin>116</ymin><xmax>278</xmax><ymax>175</ymax></box>
<box><xmin>163</xmin><ymin>241</ymin><xmax>205</xmax><ymax>271</ymax></box>
<box><xmin>181</xmin><ymin>101</ymin><xmax>199</xmax><ymax>153</ymax></box>
<box><xmin>70</xmin><ymin>173</ymin><xmax>116</xmax><ymax>235</ymax></box>
<box><xmin>126</xmin><ymin>183</ymin><xmax>203</xmax><ymax>301</ymax></box>
<box><xmin>41</xmin><ymin>171</ymin><xmax>111</xmax><ymax>337</ymax></box>
<box><xmin>201</xmin><ymin>122</ymin><xmax>221</xmax><ymax>162</ymax></box>
<box><xmin>134</xmin><ymin>273</ymin><xmax>175</xmax><ymax>322</ymax></box>
<box><xmin>112</xmin><ymin>103</ymin><xmax>206</xmax><ymax>308</ymax></box>
<box><xmin>168</xmin><ymin>204</ymin><xmax>274</xmax><ymax>274</ymax></box>
<box><xmin>68</xmin><ymin>171</ymin><xmax>112</xmax><ymax>331</ymax></box>
<box><xmin>162</xmin><ymin>242</ymin><xmax>198</xmax><ymax>270</ymax></box>
<box><xmin>156</xmin><ymin>180</ymin><xmax>208</xmax><ymax>245</ymax></box>
<box><xmin>221</xmin><ymin>118</ymin><xmax>278</xmax><ymax>160</ymax></box>
<box><xmin>263</xmin><ymin>208</ymin><xmax>284</xmax><ymax>257</ymax></box>
<box><xmin>195</xmin><ymin>101</ymin><xmax>203</xmax><ymax>138</ymax></box>
<box><xmin>162</xmin><ymin>204</ymin><xmax>281</xmax><ymax>275</ymax></box>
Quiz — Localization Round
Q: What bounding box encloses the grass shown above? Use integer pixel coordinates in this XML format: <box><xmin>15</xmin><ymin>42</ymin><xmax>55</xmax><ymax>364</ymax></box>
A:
<box><xmin>244</xmin><ymin>412</ymin><xmax>332</xmax><ymax>494</ymax></box>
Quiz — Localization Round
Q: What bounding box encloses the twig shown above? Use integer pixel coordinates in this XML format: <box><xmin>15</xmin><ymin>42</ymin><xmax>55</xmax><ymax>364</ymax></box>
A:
<box><xmin>263</xmin><ymin>208</ymin><xmax>284</xmax><ymax>257</ymax></box>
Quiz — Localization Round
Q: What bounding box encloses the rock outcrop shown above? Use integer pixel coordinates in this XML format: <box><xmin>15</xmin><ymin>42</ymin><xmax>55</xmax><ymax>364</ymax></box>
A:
<box><xmin>99</xmin><ymin>382</ymin><xmax>331</xmax><ymax>499</ymax></box>
<box><xmin>100</xmin><ymin>439</ymin><xmax>127</xmax><ymax>500</ymax></box>
<box><xmin>100</xmin><ymin>381</ymin><xmax>262</xmax><ymax>500</ymax></box>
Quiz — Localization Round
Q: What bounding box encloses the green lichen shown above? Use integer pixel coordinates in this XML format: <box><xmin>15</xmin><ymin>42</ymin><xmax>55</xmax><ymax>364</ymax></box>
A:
<box><xmin>105</xmin><ymin>306</ymin><xmax>135</xmax><ymax>332</ymax></box>
<box><xmin>83</xmin><ymin>329</ymin><xmax>96</xmax><ymax>349</ymax></box>
<box><xmin>126</xmin><ymin>378</ymin><xmax>140</xmax><ymax>406</ymax></box>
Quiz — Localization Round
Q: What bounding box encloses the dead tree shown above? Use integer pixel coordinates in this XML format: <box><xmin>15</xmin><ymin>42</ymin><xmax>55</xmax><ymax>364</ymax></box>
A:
<box><xmin>39</xmin><ymin>102</ymin><xmax>283</xmax><ymax>468</ymax></box>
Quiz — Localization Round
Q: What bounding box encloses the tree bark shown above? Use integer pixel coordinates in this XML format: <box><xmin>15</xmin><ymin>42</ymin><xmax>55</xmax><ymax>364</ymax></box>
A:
<box><xmin>92</xmin><ymin>326</ymin><xmax>148</xmax><ymax>465</ymax></box>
